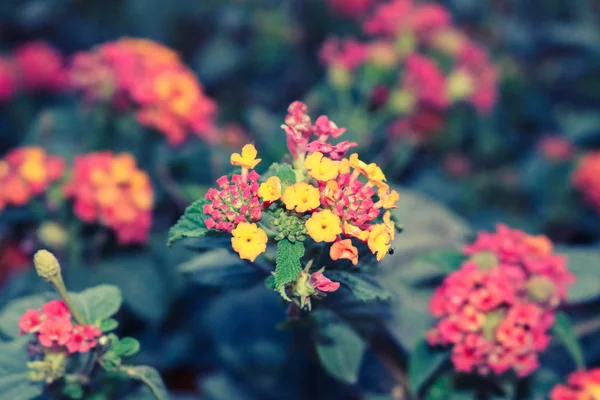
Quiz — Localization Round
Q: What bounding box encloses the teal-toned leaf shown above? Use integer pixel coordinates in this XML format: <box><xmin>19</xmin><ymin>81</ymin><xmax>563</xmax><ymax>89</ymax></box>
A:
<box><xmin>408</xmin><ymin>338</ymin><xmax>450</xmax><ymax>395</ymax></box>
<box><xmin>0</xmin><ymin>337</ymin><xmax>43</xmax><ymax>400</ymax></box>
<box><xmin>114</xmin><ymin>337</ymin><xmax>141</xmax><ymax>357</ymax></box>
<box><xmin>274</xmin><ymin>239</ymin><xmax>305</xmax><ymax>289</ymax></box>
<box><xmin>425</xmin><ymin>374</ymin><xmax>453</xmax><ymax>400</ymax></box>
<box><xmin>168</xmin><ymin>198</ymin><xmax>211</xmax><ymax>246</ymax></box>
<box><xmin>99</xmin><ymin>318</ymin><xmax>119</xmax><ymax>332</ymax></box>
<box><xmin>0</xmin><ymin>294</ymin><xmax>52</xmax><ymax>338</ymax></box>
<box><xmin>124</xmin><ymin>366</ymin><xmax>168</xmax><ymax>400</ymax></box>
<box><xmin>314</xmin><ymin>310</ymin><xmax>366</xmax><ymax>384</ymax></box>
<box><xmin>71</xmin><ymin>285</ymin><xmax>123</xmax><ymax>324</ymax></box>
<box><xmin>558</xmin><ymin>247</ymin><xmax>600</xmax><ymax>303</ymax></box>
<box><xmin>269</xmin><ymin>163</ymin><xmax>297</xmax><ymax>190</ymax></box>
<box><xmin>63</xmin><ymin>381</ymin><xmax>84</xmax><ymax>399</ymax></box>
<box><xmin>416</xmin><ymin>251</ymin><xmax>467</xmax><ymax>275</ymax></box>
<box><xmin>327</xmin><ymin>271</ymin><xmax>391</xmax><ymax>302</ymax></box>
<box><xmin>552</xmin><ymin>312</ymin><xmax>585</xmax><ymax>369</ymax></box>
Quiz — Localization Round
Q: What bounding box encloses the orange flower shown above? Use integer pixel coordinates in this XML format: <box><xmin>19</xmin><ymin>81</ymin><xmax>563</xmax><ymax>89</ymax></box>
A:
<box><xmin>525</xmin><ymin>235</ymin><xmax>553</xmax><ymax>257</ymax></box>
<box><xmin>0</xmin><ymin>147</ymin><xmax>65</xmax><ymax>211</ymax></box>
<box><xmin>330</xmin><ymin>239</ymin><xmax>359</xmax><ymax>265</ymax></box>
<box><xmin>63</xmin><ymin>152</ymin><xmax>154</xmax><ymax>245</ymax></box>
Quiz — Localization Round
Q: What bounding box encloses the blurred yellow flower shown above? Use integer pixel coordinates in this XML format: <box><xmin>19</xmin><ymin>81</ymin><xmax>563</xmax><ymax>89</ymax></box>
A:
<box><xmin>304</xmin><ymin>152</ymin><xmax>339</xmax><ymax>181</ymax></box>
<box><xmin>258</xmin><ymin>176</ymin><xmax>282</xmax><ymax>202</ymax></box>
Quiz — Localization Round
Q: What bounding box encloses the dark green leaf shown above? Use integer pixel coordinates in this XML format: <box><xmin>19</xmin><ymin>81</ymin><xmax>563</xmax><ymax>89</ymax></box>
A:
<box><xmin>552</xmin><ymin>312</ymin><xmax>585</xmax><ymax>369</ymax></box>
<box><xmin>124</xmin><ymin>366</ymin><xmax>168</xmax><ymax>400</ymax></box>
<box><xmin>168</xmin><ymin>198</ymin><xmax>211</xmax><ymax>246</ymax></box>
<box><xmin>63</xmin><ymin>381</ymin><xmax>84</xmax><ymax>399</ymax></box>
<box><xmin>114</xmin><ymin>337</ymin><xmax>141</xmax><ymax>357</ymax></box>
<box><xmin>274</xmin><ymin>239</ymin><xmax>305</xmax><ymax>289</ymax></box>
<box><xmin>408</xmin><ymin>338</ymin><xmax>449</xmax><ymax>395</ymax></box>
<box><xmin>327</xmin><ymin>271</ymin><xmax>391</xmax><ymax>302</ymax></box>
<box><xmin>178</xmin><ymin>249</ymin><xmax>263</xmax><ymax>288</ymax></box>
<box><xmin>0</xmin><ymin>337</ymin><xmax>43</xmax><ymax>400</ymax></box>
<box><xmin>425</xmin><ymin>374</ymin><xmax>453</xmax><ymax>400</ymax></box>
<box><xmin>70</xmin><ymin>285</ymin><xmax>123</xmax><ymax>324</ymax></box>
<box><xmin>314</xmin><ymin>310</ymin><xmax>366</xmax><ymax>384</ymax></box>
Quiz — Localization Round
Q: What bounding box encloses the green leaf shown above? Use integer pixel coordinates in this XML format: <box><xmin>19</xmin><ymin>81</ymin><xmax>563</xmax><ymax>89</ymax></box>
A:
<box><xmin>552</xmin><ymin>312</ymin><xmax>585</xmax><ymax>369</ymax></box>
<box><xmin>557</xmin><ymin>247</ymin><xmax>600</xmax><ymax>303</ymax></box>
<box><xmin>408</xmin><ymin>338</ymin><xmax>450</xmax><ymax>395</ymax></box>
<box><xmin>274</xmin><ymin>239</ymin><xmax>305</xmax><ymax>289</ymax></box>
<box><xmin>416</xmin><ymin>251</ymin><xmax>466</xmax><ymax>275</ymax></box>
<box><xmin>124</xmin><ymin>366</ymin><xmax>168</xmax><ymax>400</ymax></box>
<box><xmin>314</xmin><ymin>310</ymin><xmax>366</xmax><ymax>384</ymax></box>
<box><xmin>167</xmin><ymin>198</ymin><xmax>211</xmax><ymax>246</ymax></box>
<box><xmin>114</xmin><ymin>337</ymin><xmax>141</xmax><ymax>357</ymax></box>
<box><xmin>0</xmin><ymin>337</ymin><xmax>43</xmax><ymax>400</ymax></box>
<box><xmin>261</xmin><ymin>162</ymin><xmax>296</xmax><ymax>190</ymax></box>
<box><xmin>425</xmin><ymin>374</ymin><xmax>453</xmax><ymax>400</ymax></box>
<box><xmin>71</xmin><ymin>285</ymin><xmax>123</xmax><ymax>324</ymax></box>
<box><xmin>99</xmin><ymin>318</ymin><xmax>119</xmax><ymax>332</ymax></box>
<box><xmin>0</xmin><ymin>294</ymin><xmax>52</xmax><ymax>338</ymax></box>
<box><xmin>327</xmin><ymin>271</ymin><xmax>391</xmax><ymax>302</ymax></box>
<box><xmin>63</xmin><ymin>381</ymin><xmax>84</xmax><ymax>399</ymax></box>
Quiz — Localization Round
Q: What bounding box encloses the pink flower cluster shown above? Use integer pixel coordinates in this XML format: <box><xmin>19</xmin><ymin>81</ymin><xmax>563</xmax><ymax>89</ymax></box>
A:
<box><xmin>320</xmin><ymin>0</ymin><xmax>499</xmax><ymax>141</ymax></box>
<box><xmin>572</xmin><ymin>151</ymin><xmax>600</xmax><ymax>215</ymax></box>
<box><xmin>550</xmin><ymin>368</ymin><xmax>600</xmax><ymax>400</ymax></box>
<box><xmin>427</xmin><ymin>225</ymin><xmax>575</xmax><ymax>377</ymax></box>
<box><xmin>69</xmin><ymin>38</ymin><xmax>217</xmax><ymax>146</ymax></box>
<box><xmin>19</xmin><ymin>300</ymin><xmax>102</xmax><ymax>354</ymax></box>
<box><xmin>282</xmin><ymin>101</ymin><xmax>357</xmax><ymax>161</ymax></box>
<box><xmin>0</xmin><ymin>41</ymin><xmax>66</xmax><ymax>102</ymax></box>
<box><xmin>204</xmin><ymin>171</ymin><xmax>262</xmax><ymax>232</ymax></box>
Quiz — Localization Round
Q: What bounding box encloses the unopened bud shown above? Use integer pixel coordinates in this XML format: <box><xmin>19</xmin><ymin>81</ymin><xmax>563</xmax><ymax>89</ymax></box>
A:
<box><xmin>482</xmin><ymin>310</ymin><xmax>505</xmax><ymax>341</ymax></box>
<box><xmin>34</xmin><ymin>250</ymin><xmax>61</xmax><ymax>281</ymax></box>
<box><xmin>388</xmin><ymin>89</ymin><xmax>416</xmax><ymax>114</ymax></box>
<box><xmin>526</xmin><ymin>276</ymin><xmax>556</xmax><ymax>303</ymax></box>
<box><xmin>37</xmin><ymin>222</ymin><xmax>68</xmax><ymax>249</ymax></box>
<box><xmin>470</xmin><ymin>251</ymin><xmax>499</xmax><ymax>271</ymax></box>
<box><xmin>447</xmin><ymin>70</ymin><xmax>474</xmax><ymax>102</ymax></box>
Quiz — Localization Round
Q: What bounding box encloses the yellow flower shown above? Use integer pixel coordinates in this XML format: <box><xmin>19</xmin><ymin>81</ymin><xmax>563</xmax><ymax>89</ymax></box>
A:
<box><xmin>304</xmin><ymin>152</ymin><xmax>339</xmax><ymax>181</ymax></box>
<box><xmin>231</xmin><ymin>222</ymin><xmax>268</xmax><ymax>262</ymax></box>
<box><xmin>110</xmin><ymin>153</ymin><xmax>136</xmax><ymax>184</ymax></box>
<box><xmin>383</xmin><ymin>211</ymin><xmax>395</xmax><ymax>242</ymax></box>
<box><xmin>378</xmin><ymin>186</ymin><xmax>400</xmax><ymax>209</ymax></box>
<box><xmin>349</xmin><ymin>154</ymin><xmax>386</xmax><ymax>186</ymax></box>
<box><xmin>230</xmin><ymin>144</ymin><xmax>261</xmax><ymax>169</ymax></box>
<box><xmin>19</xmin><ymin>158</ymin><xmax>46</xmax><ymax>184</ymax></box>
<box><xmin>282</xmin><ymin>182</ymin><xmax>320</xmax><ymax>213</ymax></box>
<box><xmin>258</xmin><ymin>176</ymin><xmax>282</xmax><ymax>202</ymax></box>
<box><xmin>306</xmin><ymin>210</ymin><xmax>342</xmax><ymax>242</ymax></box>
<box><xmin>368</xmin><ymin>223</ymin><xmax>392</xmax><ymax>261</ymax></box>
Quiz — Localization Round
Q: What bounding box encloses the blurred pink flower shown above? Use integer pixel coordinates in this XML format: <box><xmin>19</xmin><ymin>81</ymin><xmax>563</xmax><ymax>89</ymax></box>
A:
<box><xmin>14</xmin><ymin>41</ymin><xmax>67</xmax><ymax>92</ymax></box>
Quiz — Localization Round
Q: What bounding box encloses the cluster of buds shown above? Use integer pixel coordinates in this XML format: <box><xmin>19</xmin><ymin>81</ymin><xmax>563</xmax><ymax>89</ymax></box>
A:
<box><xmin>320</xmin><ymin>0</ymin><xmax>498</xmax><ymax>141</ymax></box>
<box><xmin>19</xmin><ymin>300</ymin><xmax>102</xmax><ymax>382</ymax></box>
<box><xmin>427</xmin><ymin>224</ymin><xmax>574</xmax><ymax>377</ymax></box>
<box><xmin>63</xmin><ymin>152</ymin><xmax>154</xmax><ymax>245</ymax></box>
<box><xmin>69</xmin><ymin>38</ymin><xmax>217</xmax><ymax>146</ymax></box>
<box><xmin>0</xmin><ymin>147</ymin><xmax>66</xmax><ymax>211</ymax></box>
<box><xmin>198</xmin><ymin>102</ymin><xmax>400</xmax><ymax>300</ymax></box>
<box><xmin>572</xmin><ymin>151</ymin><xmax>600</xmax><ymax>215</ymax></box>
<box><xmin>550</xmin><ymin>369</ymin><xmax>600</xmax><ymax>400</ymax></box>
<box><xmin>0</xmin><ymin>41</ymin><xmax>67</xmax><ymax>102</ymax></box>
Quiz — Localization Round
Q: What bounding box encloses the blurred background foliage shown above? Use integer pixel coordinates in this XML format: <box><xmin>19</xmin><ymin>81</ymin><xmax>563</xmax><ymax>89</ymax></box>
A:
<box><xmin>1</xmin><ymin>0</ymin><xmax>600</xmax><ymax>399</ymax></box>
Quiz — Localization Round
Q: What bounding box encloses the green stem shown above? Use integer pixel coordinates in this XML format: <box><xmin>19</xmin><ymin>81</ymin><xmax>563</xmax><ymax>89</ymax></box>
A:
<box><xmin>67</xmin><ymin>221</ymin><xmax>83</xmax><ymax>269</ymax></box>
<box><xmin>51</xmin><ymin>274</ymin><xmax>87</xmax><ymax>325</ymax></box>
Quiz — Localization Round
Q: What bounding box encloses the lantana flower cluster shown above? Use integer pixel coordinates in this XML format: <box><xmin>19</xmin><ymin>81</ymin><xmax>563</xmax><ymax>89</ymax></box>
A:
<box><xmin>63</xmin><ymin>152</ymin><xmax>154</xmax><ymax>245</ymax></box>
<box><xmin>196</xmin><ymin>101</ymin><xmax>399</xmax><ymax>307</ymax></box>
<box><xmin>550</xmin><ymin>369</ymin><xmax>600</xmax><ymax>400</ymax></box>
<box><xmin>572</xmin><ymin>151</ymin><xmax>600</xmax><ymax>215</ymax></box>
<box><xmin>69</xmin><ymin>38</ymin><xmax>217</xmax><ymax>146</ymax></box>
<box><xmin>19</xmin><ymin>300</ymin><xmax>102</xmax><ymax>355</ymax></box>
<box><xmin>320</xmin><ymin>0</ymin><xmax>498</xmax><ymax>141</ymax></box>
<box><xmin>0</xmin><ymin>147</ymin><xmax>66</xmax><ymax>211</ymax></box>
<box><xmin>0</xmin><ymin>41</ymin><xmax>67</xmax><ymax>102</ymax></box>
<box><xmin>427</xmin><ymin>224</ymin><xmax>574</xmax><ymax>377</ymax></box>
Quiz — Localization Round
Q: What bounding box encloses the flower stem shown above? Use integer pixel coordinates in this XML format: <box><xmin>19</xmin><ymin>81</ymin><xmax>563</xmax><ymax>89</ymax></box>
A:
<box><xmin>51</xmin><ymin>274</ymin><xmax>87</xmax><ymax>326</ymax></box>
